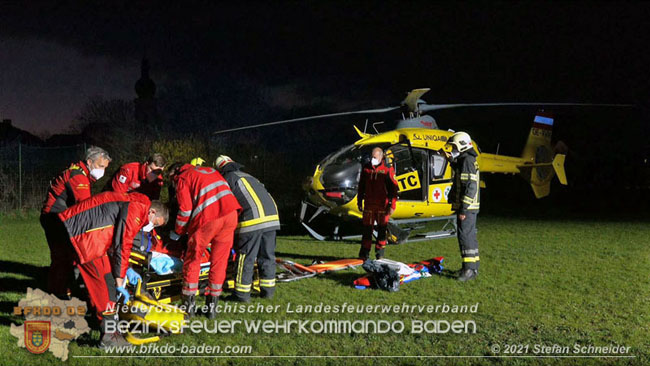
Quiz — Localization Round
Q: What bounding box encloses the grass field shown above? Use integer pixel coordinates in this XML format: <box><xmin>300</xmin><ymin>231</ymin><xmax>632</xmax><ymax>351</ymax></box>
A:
<box><xmin>1</xmin><ymin>213</ymin><xmax>649</xmax><ymax>365</ymax></box>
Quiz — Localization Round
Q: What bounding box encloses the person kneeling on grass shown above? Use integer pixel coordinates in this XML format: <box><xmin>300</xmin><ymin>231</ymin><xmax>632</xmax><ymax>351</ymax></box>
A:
<box><xmin>57</xmin><ymin>192</ymin><xmax>168</xmax><ymax>347</ymax></box>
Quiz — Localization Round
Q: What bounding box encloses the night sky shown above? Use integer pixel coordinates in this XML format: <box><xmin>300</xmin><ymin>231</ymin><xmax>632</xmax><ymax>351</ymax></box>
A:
<box><xmin>1</xmin><ymin>1</ymin><xmax>649</xmax><ymax>135</ymax></box>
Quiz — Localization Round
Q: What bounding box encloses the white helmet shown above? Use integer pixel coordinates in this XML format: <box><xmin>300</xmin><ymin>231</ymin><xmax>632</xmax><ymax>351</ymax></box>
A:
<box><xmin>214</xmin><ymin>155</ymin><xmax>233</xmax><ymax>170</ymax></box>
<box><xmin>445</xmin><ymin>132</ymin><xmax>473</xmax><ymax>153</ymax></box>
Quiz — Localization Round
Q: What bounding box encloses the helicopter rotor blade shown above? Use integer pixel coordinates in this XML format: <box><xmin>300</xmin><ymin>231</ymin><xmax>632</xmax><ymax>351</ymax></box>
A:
<box><xmin>418</xmin><ymin>102</ymin><xmax>635</xmax><ymax>112</ymax></box>
<box><xmin>213</xmin><ymin>106</ymin><xmax>400</xmax><ymax>135</ymax></box>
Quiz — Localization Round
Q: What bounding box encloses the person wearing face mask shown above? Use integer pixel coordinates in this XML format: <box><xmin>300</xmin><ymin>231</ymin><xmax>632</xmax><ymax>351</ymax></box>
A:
<box><xmin>357</xmin><ymin>147</ymin><xmax>399</xmax><ymax>260</ymax></box>
<box><xmin>110</xmin><ymin>153</ymin><xmax>166</xmax><ymax>200</ymax></box>
<box><xmin>167</xmin><ymin>162</ymin><xmax>241</xmax><ymax>319</ymax></box>
<box><xmin>443</xmin><ymin>132</ymin><xmax>481</xmax><ymax>282</ymax></box>
<box><xmin>57</xmin><ymin>191</ymin><xmax>169</xmax><ymax>347</ymax></box>
<box><xmin>40</xmin><ymin>145</ymin><xmax>111</xmax><ymax>298</ymax></box>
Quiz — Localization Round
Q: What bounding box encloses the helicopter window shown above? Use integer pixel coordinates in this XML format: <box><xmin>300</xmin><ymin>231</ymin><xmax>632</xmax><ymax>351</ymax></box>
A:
<box><xmin>430</xmin><ymin>153</ymin><xmax>447</xmax><ymax>180</ymax></box>
<box><xmin>390</xmin><ymin>145</ymin><xmax>427</xmax><ymax>201</ymax></box>
<box><xmin>321</xmin><ymin>144</ymin><xmax>391</xmax><ymax>167</ymax></box>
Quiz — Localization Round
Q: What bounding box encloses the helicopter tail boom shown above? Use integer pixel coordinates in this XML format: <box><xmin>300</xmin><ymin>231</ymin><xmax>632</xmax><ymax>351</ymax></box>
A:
<box><xmin>480</xmin><ymin>111</ymin><xmax>568</xmax><ymax>198</ymax></box>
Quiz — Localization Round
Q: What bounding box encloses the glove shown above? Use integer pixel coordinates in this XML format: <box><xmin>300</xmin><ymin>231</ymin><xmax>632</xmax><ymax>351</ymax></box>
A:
<box><xmin>126</xmin><ymin>268</ymin><xmax>141</xmax><ymax>285</ymax></box>
<box><xmin>116</xmin><ymin>287</ymin><xmax>130</xmax><ymax>303</ymax></box>
<box><xmin>169</xmin><ymin>231</ymin><xmax>181</xmax><ymax>241</ymax></box>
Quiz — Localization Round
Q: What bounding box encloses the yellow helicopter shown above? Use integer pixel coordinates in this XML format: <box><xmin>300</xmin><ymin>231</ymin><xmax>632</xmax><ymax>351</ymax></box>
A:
<box><xmin>215</xmin><ymin>88</ymin><xmax>627</xmax><ymax>243</ymax></box>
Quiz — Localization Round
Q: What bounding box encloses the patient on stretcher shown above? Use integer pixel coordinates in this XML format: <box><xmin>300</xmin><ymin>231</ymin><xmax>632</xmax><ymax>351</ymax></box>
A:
<box><xmin>132</xmin><ymin>229</ymin><xmax>211</xmax><ymax>275</ymax></box>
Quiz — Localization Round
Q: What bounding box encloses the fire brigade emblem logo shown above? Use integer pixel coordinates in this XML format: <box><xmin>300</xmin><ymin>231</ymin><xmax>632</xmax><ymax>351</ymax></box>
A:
<box><xmin>24</xmin><ymin>321</ymin><xmax>51</xmax><ymax>354</ymax></box>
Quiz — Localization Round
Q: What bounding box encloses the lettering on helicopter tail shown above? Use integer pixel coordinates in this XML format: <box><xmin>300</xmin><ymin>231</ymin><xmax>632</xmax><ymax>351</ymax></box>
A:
<box><xmin>395</xmin><ymin>171</ymin><xmax>421</xmax><ymax>192</ymax></box>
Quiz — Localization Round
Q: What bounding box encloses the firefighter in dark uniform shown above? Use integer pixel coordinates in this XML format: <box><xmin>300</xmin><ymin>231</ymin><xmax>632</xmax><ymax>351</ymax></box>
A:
<box><xmin>444</xmin><ymin>132</ymin><xmax>481</xmax><ymax>282</ymax></box>
<box><xmin>215</xmin><ymin>155</ymin><xmax>280</xmax><ymax>302</ymax></box>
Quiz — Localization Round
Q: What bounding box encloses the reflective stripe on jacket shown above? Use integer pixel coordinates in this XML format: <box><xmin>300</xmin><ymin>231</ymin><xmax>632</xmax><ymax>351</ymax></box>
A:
<box><xmin>449</xmin><ymin>150</ymin><xmax>480</xmax><ymax>213</ymax></box>
<box><xmin>174</xmin><ymin>164</ymin><xmax>241</xmax><ymax>236</ymax></box>
<box><xmin>221</xmin><ymin>163</ymin><xmax>280</xmax><ymax>234</ymax></box>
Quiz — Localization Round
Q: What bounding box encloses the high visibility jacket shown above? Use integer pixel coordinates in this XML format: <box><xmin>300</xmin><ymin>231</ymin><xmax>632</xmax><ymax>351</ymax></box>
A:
<box><xmin>448</xmin><ymin>149</ymin><xmax>480</xmax><ymax>214</ymax></box>
<box><xmin>357</xmin><ymin>161</ymin><xmax>398</xmax><ymax>211</ymax></box>
<box><xmin>110</xmin><ymin>162</ymin><xmax>163</xmax><ymax>200</ymax></box>
<box><xmin>174</xmin><ymin>164</ymin><xmax>241</xmax><ymax>236</ymax></box>
<box><xmin>42</xmin><ymin>161</ymin><xmax>93</xmax><ymax>214</ymax></box>
<box><xmin>58</xmin><ymin>191</ymin><xmax>151</xmax><ymax>279</ymax></box>
<box><xmin>221</xmin><ymin>163</ymin><xmax>280</xmax><ymax>234</ymax></box>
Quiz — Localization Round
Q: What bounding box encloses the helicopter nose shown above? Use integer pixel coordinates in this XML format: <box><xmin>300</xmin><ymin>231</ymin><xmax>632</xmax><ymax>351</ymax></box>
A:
<box><xmin>318</xmin><ymin>161</ymin><xmax>361</xmax><ymax>204</ymax></box>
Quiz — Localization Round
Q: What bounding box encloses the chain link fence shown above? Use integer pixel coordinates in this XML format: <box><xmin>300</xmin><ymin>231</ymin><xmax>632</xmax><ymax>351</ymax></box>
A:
<box><xmin>0</xmin><ymin>140</ymin><xmax>87</xmax><ymax>213</ymax></box>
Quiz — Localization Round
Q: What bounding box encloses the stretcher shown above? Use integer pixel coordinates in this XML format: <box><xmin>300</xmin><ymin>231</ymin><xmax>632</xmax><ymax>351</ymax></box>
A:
<box><xmin>119</xmin><ymin>280</ymin><xmax>188</xmax><ymax>345</ymax></box>
<box><xmin>275</xmin><ymin>258</ymin><xmax>364</xmax><ymax>282</ymax></box>
<box><xmin>128</xmin><ymin>230</ymin><xmax>259</xmax><ymax>304</ymax></box>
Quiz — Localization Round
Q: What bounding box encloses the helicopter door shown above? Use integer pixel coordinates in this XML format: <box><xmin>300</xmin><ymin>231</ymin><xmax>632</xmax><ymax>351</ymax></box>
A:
<box><xmin>428</xmin><ymin>150</ymin><xmax>452</xmax><ymax>204</ymax></box>
<box><xmin>390</xmin><ymin>146</ymin><xmax>428</xmax><ymax>201</ymax></box>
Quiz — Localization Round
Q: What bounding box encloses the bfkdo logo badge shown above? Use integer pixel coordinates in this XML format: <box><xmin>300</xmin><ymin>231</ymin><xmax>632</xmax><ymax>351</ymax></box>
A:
<box><xmin>24</xmin><ymin>321</ymin><xmax>51</xmax><ymax>354</ymax></box>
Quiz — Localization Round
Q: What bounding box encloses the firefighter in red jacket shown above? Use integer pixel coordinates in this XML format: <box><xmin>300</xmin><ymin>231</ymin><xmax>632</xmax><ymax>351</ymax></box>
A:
<box><xmin>58</xmin><ymin>191</ymin><xmax>168</xmax><ymax>346</ymax></box>
<box><xmin>357</xmin><ymin>147</ymin><xmax>399</xmax><ymax>260</ymax></box>
<box><xmin>110</xmin><ymin>153</ymin><xmax>166</xmax><ymax>200</ymax></box>
<box><xmin>40</xmin><ymin>146</ymin><xmax>111</xmax><ymax>298</ymax></box>
<box><xmin>168</xmin><ymin>163</ymin><xmax>241</xmax><ymax>318</ymax></box>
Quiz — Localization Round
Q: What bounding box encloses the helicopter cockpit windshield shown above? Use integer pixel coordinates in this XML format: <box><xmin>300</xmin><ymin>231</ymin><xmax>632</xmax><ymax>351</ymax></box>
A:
<box><xmin>317</xmin><ymin>143</ymin><xmax>391</xmax><ymax>203</ymax></box>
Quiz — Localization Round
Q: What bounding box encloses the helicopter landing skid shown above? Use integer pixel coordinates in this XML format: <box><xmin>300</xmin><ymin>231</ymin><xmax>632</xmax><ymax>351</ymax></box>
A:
<box><xmin>389</xmin><ymin>216</ymin><xmax>457</xmax><ymax>243</ymax></box>
<box><xmin>299</xmin><ymin>201</ymin><xmax>457</xmax><ymax>243</ymax></box>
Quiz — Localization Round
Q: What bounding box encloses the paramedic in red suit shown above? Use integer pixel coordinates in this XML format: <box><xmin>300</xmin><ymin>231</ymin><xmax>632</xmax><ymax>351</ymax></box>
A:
<box><xmin>356</xmin><ymin>147</ymin><xmax>398</xmax><ymax>260</ymax></box>
<box><xmin>168</xmin><ymin>163</ymin><xmax>241</xmax><ymax>317</ymax></box>
<box><xmin>58</xmin><ymin>192</ymin><xmax>168</xmax><ymax>346</ymax></box>
<box><xmin>110</xmin><ymin>153</ymin><xmax>166</xmax><ymax>200</ymax></box>
<box><xmin>40</xmin><ymin>146</ymin><xmax>111</xmax><ymax>298</ymax></box>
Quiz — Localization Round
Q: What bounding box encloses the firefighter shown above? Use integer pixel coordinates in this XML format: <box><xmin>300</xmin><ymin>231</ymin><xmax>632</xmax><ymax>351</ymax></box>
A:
<box><xmin>40</xmin><ymin>146</ymin><xmax>111</xmax><ymax>298</ymax></box>
<box><xmin>444</xmin><ymin>131</ymin><xmax>481</xmax><ymax>282</ymax></box>
<box><xmin>110</xmin><ymin>153</ymin><xmax>166</xmax><ymax>200</ymax></box>
<box><xmin>357</xmin><ymin>147</ymin><xmax>399</xmax><ymax>260</ymax></box>
<box><xmin>215</xmin><ymin>155</ymin><xmax>280</xmax><ymax>302</ymax></box>
<box><xmin>57</xmin><ymin>191</ymin><xmax>168</xmax><ymax>346</ymax></box>
<box><xmin>168</xmin><ymin>162</ymin><xmax>241</xmax><ymax>318</ymax></box>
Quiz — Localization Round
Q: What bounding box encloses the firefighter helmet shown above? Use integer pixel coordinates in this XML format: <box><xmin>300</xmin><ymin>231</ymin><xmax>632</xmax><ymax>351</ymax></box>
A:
<box><xmin>445</xmin><ymin>132</ymin><xmax>473</xmax><ymax>153</ymax></box>
<box><xmin>214</xmin><ymin>155</ymin><xmax>234</xmax><ymax>170</ymax></box>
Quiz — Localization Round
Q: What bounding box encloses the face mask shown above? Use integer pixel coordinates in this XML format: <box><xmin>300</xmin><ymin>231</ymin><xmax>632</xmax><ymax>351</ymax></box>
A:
<box><xmin>146</xmin><ymin>171</ymin><xmax>158</xmax><ymax>182</ymax></box>
<box><xmin>371</xmin><ymin>158</ymin><xmax>381</xmax><ymax>166</ymax></box>
<box><xmin>142</xmin><ymin>221</ymin><xmax>154</xmax><ymax>233</ymax></box>
<box><xmin>89</xmin><ymin>168</ymin><xmax>105</xmax><ymax>180</ymax></box>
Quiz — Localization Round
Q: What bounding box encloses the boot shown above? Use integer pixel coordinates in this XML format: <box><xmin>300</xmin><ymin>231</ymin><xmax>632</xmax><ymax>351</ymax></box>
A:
<box><xmin>223</xmin><ymin>293</ymin><xmax>251</xmax><ymax>303</ymax></box>
<box><xmin>182</xmin><ymin>294</ymin><xmax>196</xmax><ymax>316</ymax></box>
<box><xmin>457</xmin><ymin>268</ymin><xmax>478</xmax><ymax>282</ymax></box>
<box><xmin>205</xmin><ymin>295</ymin><xmax>219</xmax><ymax>319</ymax></box>
<box><xmin>375</xmin><ymin>247</ymin><xmax>385</xmax><ymax>260</ymax></box>
<box><xmin>358</xmin><ymin>247</ymin><xmax>370</xmax><ymax>260</ymax></box>
<box><xmin>260</xmin><ymin>288</ymin><xmax>275</xmax><ymax>300</ymax></box>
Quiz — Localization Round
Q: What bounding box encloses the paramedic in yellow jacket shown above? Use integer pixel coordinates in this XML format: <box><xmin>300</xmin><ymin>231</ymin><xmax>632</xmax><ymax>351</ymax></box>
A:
<box><xmin>215</xmin><ymin>155</ymin><xmax>280</xmax><ymax>302</ymax></box>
